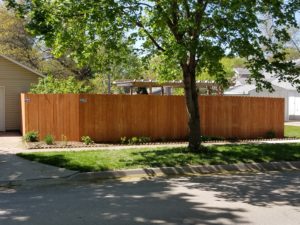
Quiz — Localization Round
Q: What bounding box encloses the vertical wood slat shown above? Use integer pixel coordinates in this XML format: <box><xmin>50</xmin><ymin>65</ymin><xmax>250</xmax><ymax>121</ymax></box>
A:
<box><xmin>20</xmin><ymin>93</ymin><xmax>26</xmax><ymax>135</ymax></box>
<box><xmin>21</xmin><ymin>94</ymin><xmax>285</xmax><ymax>142</ymax></box>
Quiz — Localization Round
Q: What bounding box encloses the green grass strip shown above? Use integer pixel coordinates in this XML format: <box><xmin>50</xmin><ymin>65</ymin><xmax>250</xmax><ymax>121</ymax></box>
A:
<box><xmin>285</xmin><ymin>125</ymin><xmax>300</xmax><ymax>138</ymax></box>
<box><xmin>18</xmin><ymin>143</ymin><xmax>300</xmax><ymax>172</ymax></box>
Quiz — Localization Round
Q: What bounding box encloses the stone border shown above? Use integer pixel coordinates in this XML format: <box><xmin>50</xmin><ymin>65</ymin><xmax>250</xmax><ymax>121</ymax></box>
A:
<box><xmin>1</xmin><ymin>161</ymin><xmax>300</xmax><ymax>187</ymax></box>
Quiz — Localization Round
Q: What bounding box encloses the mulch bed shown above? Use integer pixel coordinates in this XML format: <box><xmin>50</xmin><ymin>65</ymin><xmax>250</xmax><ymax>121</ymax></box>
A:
<box><xmin>25</xmin><ymin>141</ymin><xmax>110</xmax><ymax>149</ymax></box>
<box><xmin>24</xmin><ymin>137</ymin><xmax>298</xmax><ymax>150</ymax></box>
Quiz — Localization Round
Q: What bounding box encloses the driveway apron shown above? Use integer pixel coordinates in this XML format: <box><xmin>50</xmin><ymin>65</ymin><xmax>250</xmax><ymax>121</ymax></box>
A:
<box><xmin>0</xmin><ymin>133</ymin><xmax>76</xmax><ymax>183</ymax></box>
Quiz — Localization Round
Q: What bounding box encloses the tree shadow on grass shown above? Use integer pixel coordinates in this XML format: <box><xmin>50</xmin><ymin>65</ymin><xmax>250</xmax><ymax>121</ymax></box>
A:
<box><xmin>125</xmin><ymin>144</ymin><xmax>300</xmax><ymax>168</ymax></box>
<box><xmin>18</xmin><ymin>143</ymin><xmax>300</xmax><ymax>172</ymax></box>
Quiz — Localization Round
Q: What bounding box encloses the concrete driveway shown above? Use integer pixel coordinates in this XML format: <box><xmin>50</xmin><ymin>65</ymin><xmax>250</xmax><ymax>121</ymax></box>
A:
<box><xmin>0</xmin><ymin>132</ymin><xmax>24</xmax><ymax>153</ymax></box>
<box><xmin>0</xmin><ymin>132</ymin><xmax>76</xmax><ymax>182</ymax></box>
<box><xmin>0</xmin><ymin>171</ymin><xmax>299</xmax><ymax>225</ymax></box>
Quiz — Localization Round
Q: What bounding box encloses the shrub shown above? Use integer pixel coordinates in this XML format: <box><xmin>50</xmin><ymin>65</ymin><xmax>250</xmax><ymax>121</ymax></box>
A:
<box><xmin>126</xmin><ymin>136</ymin><xmax>151</xmax><ymax>145</ymax></box>
<box><xmin>30</xmin><ymin>75</ymin><xmax>92</xmax><ymax>94</ymax></box>
<box><xmin>200</xmin><ymin>136</ymin><xmax>225</xmax><ymax>142</ymax></box>
<box><xmin>128</xmin><ymin>137</ymin><xmax>139</xmax><ymax>145</ymax></box>
<box><xmin>120</xmin><ymin>136</ymin><xmax>128</xmax><ymax>145</ymax></box>
<box><xmin>24</xmin><ymin>131</ymin><xmax>39</xmax><ymax>142</ymax></box>
<box><xmin>265</xmin><ymin>130</ymin><xmax>276</xmax><ymax>139</ymax></box>
<box><xmin>139</xmin><ymin>136</ymin><xmax>151</xmax><ymax>144</ymax></box>
<box><xmin>81</xmin><ymin>136</ymin><xmax>94</xmax><ymax>145</ymax></box>
<box><xmin>44</xmin><ymin>134</ymin><xmax>55</xmax><ymax>145</ymax></box>
<box><xmin>228</xmin><ymin>136</ymin><xmax>239</xmax><ymax>142</ymax></box>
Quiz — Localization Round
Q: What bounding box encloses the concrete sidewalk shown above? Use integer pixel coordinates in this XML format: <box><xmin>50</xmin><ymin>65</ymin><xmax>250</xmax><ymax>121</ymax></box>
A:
<box><xmin>285</xmin><ymin>121</ymin><xmax>300</xmax><ymax>126</ymax></box>
<box><xmin>0</xmin><ymin>133</ymin><xmax>76</xmax><ymax>184</ymax></box>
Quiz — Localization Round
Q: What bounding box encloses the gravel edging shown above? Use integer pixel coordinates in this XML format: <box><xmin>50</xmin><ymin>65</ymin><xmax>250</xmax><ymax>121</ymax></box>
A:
<box><xmin>1</xmin><ymin>161</ymin><xmax>300</xmax><ymax>187</ymax></box>
<box><xmin>24</xmin><ymin>137</ymin><xmax>299</xmax><ymax>150</ymax></box>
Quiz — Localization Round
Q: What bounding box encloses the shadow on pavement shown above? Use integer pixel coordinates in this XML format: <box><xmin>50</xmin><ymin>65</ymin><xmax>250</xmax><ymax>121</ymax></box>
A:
<box><xmin>0</xmin><ymin>171</ymin><xmax>299</xmax><ymax>225</ymax></box>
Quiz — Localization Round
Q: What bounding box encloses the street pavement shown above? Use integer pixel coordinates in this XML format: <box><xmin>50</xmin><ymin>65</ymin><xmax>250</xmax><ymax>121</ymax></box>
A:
<box><xmin>0</xmin><ymin>171</ymin><xmax>299</xmax><ymax>225</ymax></box>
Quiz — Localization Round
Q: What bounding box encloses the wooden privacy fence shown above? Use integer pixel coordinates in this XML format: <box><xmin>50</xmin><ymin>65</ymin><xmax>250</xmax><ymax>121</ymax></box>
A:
<box><xmin>21</xmin><ymin>94</ymin><xmax>284</xmax><ymax>142</ymax></box>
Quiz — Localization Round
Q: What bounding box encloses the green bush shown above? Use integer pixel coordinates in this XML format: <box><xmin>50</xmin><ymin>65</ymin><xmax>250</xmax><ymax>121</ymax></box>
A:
<box><xmin>120</xmin><ymin>136</ymin><xmax>128</xmax><ymax>145</ymax></box>
<box><xmin>30</xmin><ymin>75</ymin><xmax>92</xmax><ymax>94</ymax></box>
<box><xmin>128</xmin><ymin>137</ymin><xmax>139</xmax><ymax>145</ymax></box>
<box><xmin>24</xmin><ymin>131</ymin><xmax>39</xmax><ymax>142</ymax></box>
<box><xmin>81</xmin><ymin>136</ymin><xmax>94</xmax><ymax>145</ymax></box>
<box><xmin>139</xmin><ymin>136</ymin><xmax>151</xmax><ymax>143</ymax></box>
<box><xmin>44</xmin><ymin>134</ymin><xmax>55</xmax><ymax>145</ymax></box>
<box><xmin>200</xmin><ymin>136</ymin><xmax>225</xmax><ymax>142</ymax></box>
<box><xmin>124</xmin><ymin>136</ymin><xmax>151</xmax><ymax>145</ymax></box>
<box><xmin>265</xmin><ymin>130</ymin><xmax>276</xmax><ymax>139</ymax></box>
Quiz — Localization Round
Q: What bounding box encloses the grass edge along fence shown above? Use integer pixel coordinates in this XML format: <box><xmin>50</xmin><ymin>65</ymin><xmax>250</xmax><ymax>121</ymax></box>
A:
<box><xmin>21</xmin><ymin>94</ymin><xmax>284</xmax><ymax>142</ymax></box>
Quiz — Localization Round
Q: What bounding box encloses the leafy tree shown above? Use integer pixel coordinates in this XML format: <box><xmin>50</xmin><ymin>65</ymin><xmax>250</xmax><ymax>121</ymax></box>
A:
<box><xmin>0</xmin><ymin>4</ymin><xmax>96</xmax><ymax>78</ymax></box>
<box><xmin>6</xmin><ymin>0</ymin><xmax>300</xmax><ymax>151</ymax></box>
<box><xmin>0</xmin><ymin>5</ymin><xmax>39</xmax><ymax>68</ymax></box>
<box><xmin>30</xmin><ymin>75</ymin><xmax>92</xmax><ymax>94</ymax></box>
<box><xmin>285</xmin><ymin>47</ymin><xmax>300</xmax><ymax>60</ymax></box>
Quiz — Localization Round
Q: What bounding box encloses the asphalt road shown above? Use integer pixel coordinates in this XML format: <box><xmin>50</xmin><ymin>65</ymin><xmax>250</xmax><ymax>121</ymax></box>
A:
<box><xmin>0</xmin><ymin>172</ymin><xmax>299</xmax><ymax>225</ymax></box>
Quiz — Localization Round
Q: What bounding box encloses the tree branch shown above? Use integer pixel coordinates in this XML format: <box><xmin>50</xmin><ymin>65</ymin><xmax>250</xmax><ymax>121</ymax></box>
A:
<box><xmin>183</xmin><ymin>0</ymin><xmax>191</xmax><ymax>18</ymax></box>
<box><xmin>156</xmin><ymin>2</ymin><xmax>184</xmax><ymax>43</ymax></box>
<box><xmin>136</xmin><ymin>21</ymin><xmax>165</xmax><ymax>52</ymax></box>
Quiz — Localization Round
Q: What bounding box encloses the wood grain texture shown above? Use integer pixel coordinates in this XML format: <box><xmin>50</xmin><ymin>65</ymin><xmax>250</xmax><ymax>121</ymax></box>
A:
<box><xmin>21</xmin><ymin>94</ymin><xmax>284</xmax><ymax>142</ymax></box>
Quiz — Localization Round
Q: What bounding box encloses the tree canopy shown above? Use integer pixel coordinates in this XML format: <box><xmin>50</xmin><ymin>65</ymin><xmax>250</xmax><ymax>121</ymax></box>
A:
<box><xmin>6</xmin><ymin>0</ymin><xmax>300</xmax><ymax>150</ymax></box>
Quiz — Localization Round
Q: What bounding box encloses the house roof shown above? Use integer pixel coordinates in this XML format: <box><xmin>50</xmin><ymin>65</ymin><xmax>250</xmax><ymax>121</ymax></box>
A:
<box><xmin>227</xmin><ymin>60</ymin><xmax>300</xmax><ymax>95</ymax></box>
<box><xmin>234</xmin><ymin>67</ymin><xmax>251</xmax><ymax>75</ymax></box>
<box><xmin>0</xmin><ymin>54</ymin><xmax>45</xmax><ymax>78</ymax></box>
<box><xmin>293</xmin><ymin>59</ymin><xmax>300</xmax><ymax>68</ymax></box>
<box><xmin>224</xmin><ymin>84</ymin><xmax>256</xmax><ymax>95</ymax></box>
<box><xmin>271</xmin><ymin>78</ymin><xmax>297</xmax><ymax>91</ymax></box>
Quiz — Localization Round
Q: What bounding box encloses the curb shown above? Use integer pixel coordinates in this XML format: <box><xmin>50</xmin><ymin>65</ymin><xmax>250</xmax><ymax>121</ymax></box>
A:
<box><xmin>69</xmin><ymin>161</ymin><xmax>300</xmax><ymax>181</ymax></box>
<box><xmin>1</xmin><ymin>161</ymin><xmax>300</xmax><ymax>187</ymax></box>
<box><xmin>0</xmin><ymin>172</ymin><xmax>80</xmax><ymax>188</ymax></box>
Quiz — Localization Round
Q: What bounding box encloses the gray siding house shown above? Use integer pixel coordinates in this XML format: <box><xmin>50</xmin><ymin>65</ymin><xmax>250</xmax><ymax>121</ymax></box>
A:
<box><xmin>225</xmin><ymin>61</ymin><xmax>300</xmax><ymax>121</ymax></box>
<box><xmin>0</xmin><ymin>55</ymin><xmax>44</xmax><ymax>131</ymax></box>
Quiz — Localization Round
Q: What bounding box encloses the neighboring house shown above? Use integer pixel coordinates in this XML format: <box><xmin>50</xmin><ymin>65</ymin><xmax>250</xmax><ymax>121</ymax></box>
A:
<box><xmin>225</xmin><ymin>60</ymin><xmax>300</xmax><ymax>121</ymax></box>
<box><xmin>0</xmin><ymin>55</ymin><xmax>44</xmax><ymax>132</ymax></box>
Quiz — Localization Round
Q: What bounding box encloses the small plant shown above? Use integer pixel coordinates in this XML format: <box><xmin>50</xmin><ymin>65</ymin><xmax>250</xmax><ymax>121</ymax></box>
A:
<box><xmin>139</xmin><ymin>136</ymin><xmax>151</xmax><ymax>144</ymax></box>
<box><xmin>128</xmin><ymin>136</ymin><xmax>139</xmax><ymax>145</ymax></box>
<box><xmin>24</xmin><ymin>131</ymin><xmax>39</xmax><ymax>142</ymax></box>
<box><xmin>228</xmin><ymin>136</ymin><xmax>239</xmax><ymax>142</ymax></box>
<box><xmin>158</xmin><ymin>136</ymin><xmax>167</xmax><ymax>142</ymax></box>
<box><xmin>126</xmin><ymin>136</ymin><xmax>151</xmax><ymax>145</ymax></box>
<box><xmin>120</xmin><ymin>136</ymin><xmax>128</xmax><ymax>145</ymax></box>
<box><xmin>200</xmin><ymin>136</ymin><xmax>225</xmax><ymax>142</ymax></box>
<box><xmin>61</xmin><ymin>134</ymin><xmax>68</xmax><ymax>146</ymax></box>
<box><xmin>265</xmin><ymin>130</ymin><xmax>276</xmax><ymax>139</ymax></box>
<box><xmin>44</xmin><ymin>134</ymin><xmax>55</xmax><ymax>145</ymax></box>
<box><xmin>81</xmin><ymin>136</ymin><xmax>94</xmax><ymax>145</ymax></box>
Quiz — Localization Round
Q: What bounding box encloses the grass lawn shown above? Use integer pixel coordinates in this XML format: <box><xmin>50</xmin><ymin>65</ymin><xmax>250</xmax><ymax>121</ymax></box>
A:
<box><xmin>285</xmin><ymin>125</ymin><xmax>300</xmax><ymax>138</ymax></box>
<box><xmin>18</xmin><ymin>143</ymin><xmax>300</xmax><ymax>172</ymax></box>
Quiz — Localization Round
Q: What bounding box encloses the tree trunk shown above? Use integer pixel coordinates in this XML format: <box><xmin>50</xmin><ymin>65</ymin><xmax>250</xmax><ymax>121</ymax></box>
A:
<box><xmin>181</xmin><ymin>62</ymin><xmax>202</xmax><ymax>151</ymax></box>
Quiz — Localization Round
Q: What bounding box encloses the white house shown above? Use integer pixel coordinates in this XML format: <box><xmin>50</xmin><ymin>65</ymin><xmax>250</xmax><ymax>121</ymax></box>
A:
<box><xmin>224</xmin><ymin>60</ymin><xmax>300</xmax><ymax>121</ymax></box>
